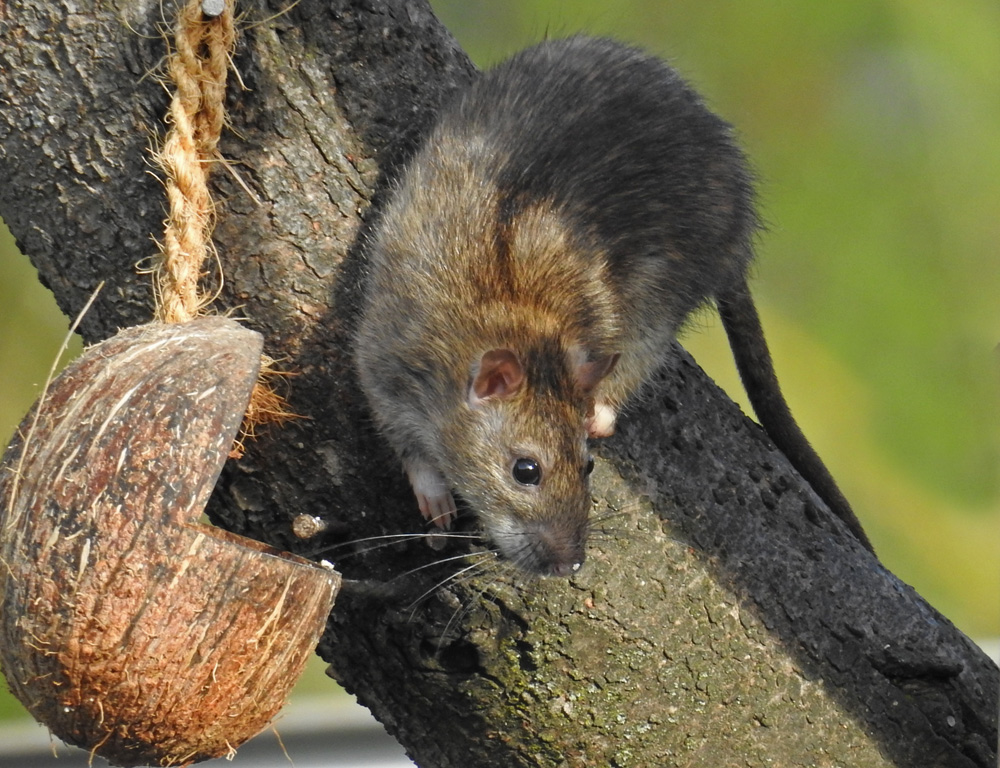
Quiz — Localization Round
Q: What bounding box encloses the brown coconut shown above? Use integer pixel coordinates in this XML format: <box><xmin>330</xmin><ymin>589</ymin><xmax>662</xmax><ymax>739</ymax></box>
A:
<box><xmin>0</xmin><ymin>317</ymin><xmax>340</xmax><ymax>767</ymax></box>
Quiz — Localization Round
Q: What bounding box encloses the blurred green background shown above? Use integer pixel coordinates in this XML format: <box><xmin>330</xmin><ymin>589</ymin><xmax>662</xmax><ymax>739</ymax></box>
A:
<box><xmin>1</xmin><ymin>0</ymin><xmax>997</xmax><ymax>725</ymax></box>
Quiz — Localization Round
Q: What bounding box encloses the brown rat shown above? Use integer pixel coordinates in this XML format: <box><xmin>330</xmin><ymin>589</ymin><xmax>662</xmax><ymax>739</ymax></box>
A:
<box><xmin>354</xmin><ymin>36</ymin><xmax>873</xmax><ymax>577</ymax></box>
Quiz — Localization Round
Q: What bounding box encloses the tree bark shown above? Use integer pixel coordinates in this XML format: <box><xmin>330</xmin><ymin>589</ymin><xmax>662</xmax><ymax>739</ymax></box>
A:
<box><xmin>0</xmin><ymin>1</ymin><xmax>995</xmax><ymax>767</ymax></box>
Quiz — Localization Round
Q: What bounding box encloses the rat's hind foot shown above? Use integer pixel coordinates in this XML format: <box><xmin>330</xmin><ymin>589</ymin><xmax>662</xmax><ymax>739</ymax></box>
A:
<box><xmin>586</xmin><ymin>400</ymin><xmax>617</xmax><ymax>438</ymax></box>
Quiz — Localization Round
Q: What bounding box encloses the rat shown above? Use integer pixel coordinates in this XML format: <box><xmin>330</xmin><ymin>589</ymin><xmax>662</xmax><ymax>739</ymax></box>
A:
<box><xmin>354</xmin><ymin>35</ymin><xmax>873</xmax><ymax>577</ymax></box>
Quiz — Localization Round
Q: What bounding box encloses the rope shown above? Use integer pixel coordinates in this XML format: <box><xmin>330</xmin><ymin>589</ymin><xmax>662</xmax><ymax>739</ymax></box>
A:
<box><xmin>155</xmin><ymin>0</ymin><xmax>236</xmax><ymax>324</ymax></box>
<box><xmin>153</xmin><ymin>0</ymin><xmax>297</xmax><ymax>438</ymax></box>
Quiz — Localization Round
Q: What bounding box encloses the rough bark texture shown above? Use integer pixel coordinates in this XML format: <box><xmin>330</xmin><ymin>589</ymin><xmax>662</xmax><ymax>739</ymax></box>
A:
<box><xmin>0</xmin><ymin>1</ymin><xmax>995</xmax><ymax>767</ymax></box>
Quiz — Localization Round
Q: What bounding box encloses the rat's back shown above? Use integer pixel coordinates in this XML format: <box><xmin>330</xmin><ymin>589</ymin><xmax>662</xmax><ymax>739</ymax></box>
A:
<box><xmin>445</xmin><ymin>36</ymin><xmax>759</xmax><ymax>319</ymax></box>
<box><xmin>362</xmin><ymin>36</ymin><xmax>761</xmax><ymax>398</ymax></box>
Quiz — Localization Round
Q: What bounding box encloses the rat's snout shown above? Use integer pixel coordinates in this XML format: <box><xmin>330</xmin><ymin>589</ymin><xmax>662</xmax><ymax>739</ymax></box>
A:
<box><xmin>489</xmin><ymin>516</ymin><xmax>588</xmax><ymax>578</ymax></box>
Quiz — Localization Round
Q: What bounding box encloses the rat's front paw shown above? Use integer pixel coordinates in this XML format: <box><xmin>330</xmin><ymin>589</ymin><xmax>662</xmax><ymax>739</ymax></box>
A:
<box><xmin>406</xmin><ymin>461</ymin><xmax>457</xmax><ymax>529</ymax></box>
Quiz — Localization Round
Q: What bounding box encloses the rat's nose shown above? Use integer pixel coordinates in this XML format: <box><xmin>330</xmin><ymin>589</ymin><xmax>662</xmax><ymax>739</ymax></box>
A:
<box><xmin>547</xmin><ymin>558</ymin><xmax>585</xmax><ymax>578</ymax></box>
<box><xmin>490</xmin><ymin>517</ymin><xmax>587</xmax><ymax>577</ymax></box>
<box><xmin>532</xmin><ymin>532</ymin><xmax>586</xmax><ymax>577</ymax></box>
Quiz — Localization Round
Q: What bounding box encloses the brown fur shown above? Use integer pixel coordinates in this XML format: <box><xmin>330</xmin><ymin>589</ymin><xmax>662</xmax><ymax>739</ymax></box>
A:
<box><xmin>356</xmin><ymin>135</ymin><xmax>619</xmax><ymax>574</ymax></box>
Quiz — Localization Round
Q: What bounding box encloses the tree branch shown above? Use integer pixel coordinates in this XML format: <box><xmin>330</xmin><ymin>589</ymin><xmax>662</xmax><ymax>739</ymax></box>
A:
<box><xmin>0</xmin><ymin>1</ymin><xmax>994</xmax><ymax>766</ymax></box>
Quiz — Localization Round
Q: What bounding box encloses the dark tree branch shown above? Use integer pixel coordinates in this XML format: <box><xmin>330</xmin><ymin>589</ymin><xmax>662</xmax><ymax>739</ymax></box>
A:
<box><xmin>0</xmin><ymin>1</ymin><xmax>995</xmax><ymax>766</ymax></box>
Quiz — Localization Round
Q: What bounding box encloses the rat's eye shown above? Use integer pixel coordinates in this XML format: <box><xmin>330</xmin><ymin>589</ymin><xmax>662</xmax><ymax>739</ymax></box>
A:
<box><xmin>585</xmin><ymin>456</ymin><xmax>595</xmax><ymax>475</ymax></box>
<box><xmin>512</xmin><ymin>457</ymin><xmax>541</xmax><ymax>486</ymax></box>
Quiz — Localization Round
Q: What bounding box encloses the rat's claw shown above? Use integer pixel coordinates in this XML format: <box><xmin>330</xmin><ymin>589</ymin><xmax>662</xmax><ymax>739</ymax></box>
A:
<box><xmin>422</xmin><ymin>492</ymin><xmax>457</xmax><ymax>530</ymax></box>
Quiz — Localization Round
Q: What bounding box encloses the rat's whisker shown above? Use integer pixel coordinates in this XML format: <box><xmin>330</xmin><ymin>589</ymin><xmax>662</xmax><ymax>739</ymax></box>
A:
<box><xmin>438</xmin><ymin>560</ymin><xmax>509</xmax><ymax>641</ymax></box>
<box><xmin>405</xmin><ymin>553</ymin><xmax>498</xmax><ymax>616</ymax></box>
<box><xmin>308</xmin><ymin>531</ymin><xmax>480</xmax><ymax>560</ymax></box>
<box><xmin>587</xmin><ymin>509</ymin><xmax>633</xmax><ymax>539</ymax></box>
<box><xmin>390</xmin><ymin>549</ymin><xmax>491</xmax><ymax>589</ymax></box>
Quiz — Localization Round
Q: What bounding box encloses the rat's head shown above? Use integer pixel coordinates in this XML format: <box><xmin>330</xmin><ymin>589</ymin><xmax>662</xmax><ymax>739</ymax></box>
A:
<box><xmin>442</xmin><ymin>344</ymin><xmax>617</xmax><ymax>577</ymax></box>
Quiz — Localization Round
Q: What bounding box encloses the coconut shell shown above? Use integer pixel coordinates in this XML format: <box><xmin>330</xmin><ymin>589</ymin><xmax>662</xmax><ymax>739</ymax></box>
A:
<box><xmin>0</xmin><ymin>318</ymin><xmax>340</xmax><ymax>767</ymax></box>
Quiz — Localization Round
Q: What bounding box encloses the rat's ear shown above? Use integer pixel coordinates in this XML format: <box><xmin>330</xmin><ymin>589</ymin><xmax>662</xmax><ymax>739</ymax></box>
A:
<box><xmin>469</xmin><ymin>349</ymin><xmax>524</xmax><ymax>406</ymax></box>
<box><xmin>571</xmin><ymin>348</ymin><xmax>620</xmax><ymax>393</ymax></box>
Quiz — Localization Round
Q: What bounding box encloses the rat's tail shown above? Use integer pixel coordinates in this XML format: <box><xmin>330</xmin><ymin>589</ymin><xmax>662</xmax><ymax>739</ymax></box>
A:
<box><xmin>717</xmin><ymin>284</ymin><xmax>874</xmax><ymax>553</ymax></box>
